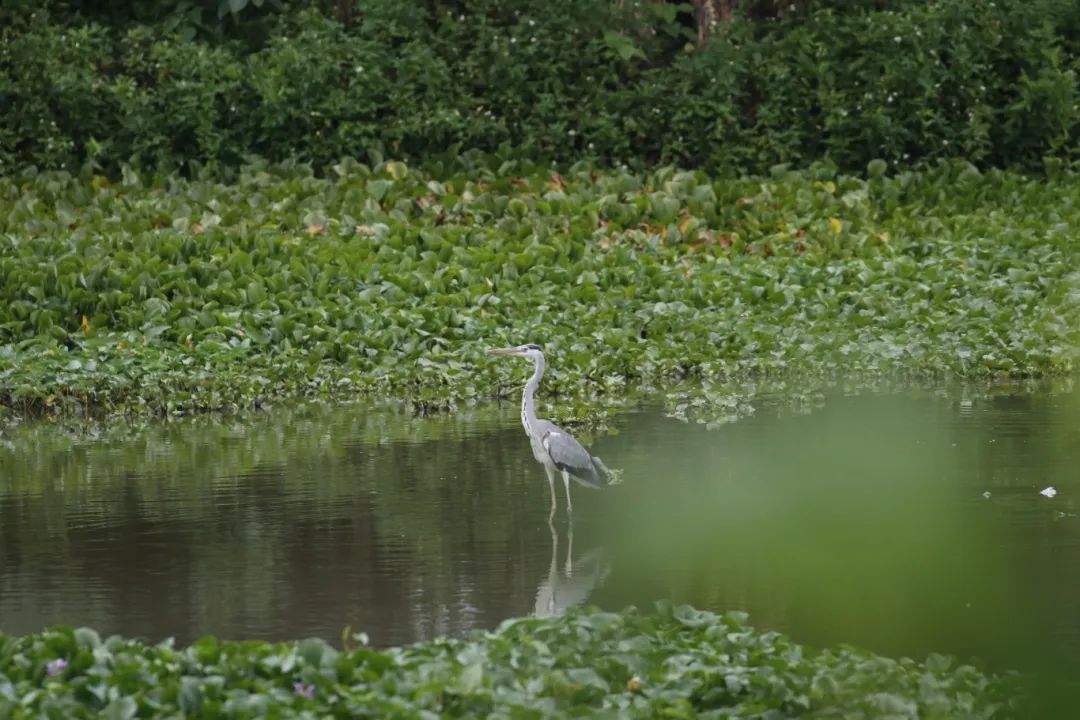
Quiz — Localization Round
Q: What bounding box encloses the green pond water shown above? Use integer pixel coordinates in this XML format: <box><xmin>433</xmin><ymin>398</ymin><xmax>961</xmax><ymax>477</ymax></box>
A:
<box><xmin>1</xmin><ymin>385</ymin><xmax>1078</xmax><ymax>680</ymax></box>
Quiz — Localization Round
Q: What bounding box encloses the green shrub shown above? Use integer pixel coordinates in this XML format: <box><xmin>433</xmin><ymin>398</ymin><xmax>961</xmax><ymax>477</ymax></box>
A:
<box><xmin>0</xmin><ymin>15</ymin><xmax>115</xmax><ymax>171</ymax></box>
<box><xmin>0</xmin><ymin>0</ymin><xmax>1078</xmax><ymax>176</ymax></box>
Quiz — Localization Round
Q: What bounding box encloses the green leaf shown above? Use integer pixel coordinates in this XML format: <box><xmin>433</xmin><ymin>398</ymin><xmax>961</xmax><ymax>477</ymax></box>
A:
<box><xmin>74</xmin><ymin>627</ymin><xmax>102</xmax><ymax>649</ymax></box>
<box><xmin>178</xmin><ymin>677</ymin><xmax>202</xmax><ymax>714</ymax></box>
<box><xmin>460</xmin><ymin>663</ymin><xmax>484</xmax><ymax>693</ymax></box>
<box><xmin>102</xmin><ymin>697</ymin><xmax>137</xmax><ymax>720</ymax></box>
<box><xmin>602</xmin><ymin>31</ymin><xmax>643</xmax><ymax>62</ymax></box>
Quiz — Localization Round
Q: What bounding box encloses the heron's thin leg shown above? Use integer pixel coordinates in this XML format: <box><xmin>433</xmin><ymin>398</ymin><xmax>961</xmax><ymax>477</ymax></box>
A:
<box><xmin>545</xmin><ymin>465</ymin><xmax>558</xmax><ymax>522</ymax></box>
<box><xmin>562</xmin><ymin>471</ymin><xmax>573</xmax><ymax>517</ymax></box>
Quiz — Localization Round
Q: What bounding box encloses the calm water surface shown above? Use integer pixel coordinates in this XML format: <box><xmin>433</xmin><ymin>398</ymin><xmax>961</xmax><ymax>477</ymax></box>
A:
<box><xmin>2</xmin><ymin>386</ymin><xmax>1079</xmax><ymax>677</ymax></box>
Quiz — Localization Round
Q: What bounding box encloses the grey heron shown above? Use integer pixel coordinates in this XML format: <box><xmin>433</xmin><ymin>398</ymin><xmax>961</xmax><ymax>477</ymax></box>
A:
<box><xmin>489</xmin><ymin>344</ymin><xmax>617</xmax><ymax>519</ymax></box>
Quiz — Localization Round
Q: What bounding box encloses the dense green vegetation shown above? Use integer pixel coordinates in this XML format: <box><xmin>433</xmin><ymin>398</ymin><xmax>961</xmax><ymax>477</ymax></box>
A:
<box><xmin>2</xmin><ymin>159</ymin><xmax>1078</xmax><ymax>423</ymax></box>
<box><xmin>0</xmin><ymin>605</ymin><xmax>1016</xmax><ymax>718</ymax></box>
<box><xmin>1</xmin><ymin>1</ymin><xmax>1074</xmax><ymax>713</ymax></box>
<box><xmin>2</xmin><ymin>0</ymin><xmax>1078</xmax><ymax>175</ymax></box>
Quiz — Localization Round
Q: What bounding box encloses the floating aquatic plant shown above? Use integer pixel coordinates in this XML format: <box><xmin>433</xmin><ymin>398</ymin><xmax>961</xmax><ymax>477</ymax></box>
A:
<box><xmin>0</xmin><ymin>605</ymin><xmax>1018</xmax><ymax>718</ymax></box>
<box><xmin>0</xmin><ymin>159</ymin><xmax>1077</xmax><ymax>427</ymax></box>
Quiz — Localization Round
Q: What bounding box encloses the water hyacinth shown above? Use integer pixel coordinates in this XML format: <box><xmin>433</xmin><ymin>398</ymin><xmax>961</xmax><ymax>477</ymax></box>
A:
<box><xmin>0</xmin><ymin>159</ymin><xmax>1078</xmax><ymax>428</ymax></box>
<box><xmin>0</xmin><ymin>607</ymin><xmax>1020</xmax><ymax>716</ymax></box>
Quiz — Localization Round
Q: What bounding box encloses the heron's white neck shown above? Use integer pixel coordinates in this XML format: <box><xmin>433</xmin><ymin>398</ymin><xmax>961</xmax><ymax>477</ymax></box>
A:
<box><xmin>521</xmin><ymin>353</ymin><xmax>544</xmax><ymax>436</ymax></box>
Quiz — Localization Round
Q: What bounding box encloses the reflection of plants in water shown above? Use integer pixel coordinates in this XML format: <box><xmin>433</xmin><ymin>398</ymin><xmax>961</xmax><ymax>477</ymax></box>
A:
<box><xmin>0</xmin><ymin>401</ymin><xmax>540</xmax><ymax>541</ymax></box>
<box><xmin>1</xmin><ymin>403</ymin><xmax>497</xmax><ymax>505</ymax></box>
<box><xmin>0</xmin><ymin>402</ymin><xmax>598</xmax><ymax>643</ymax></box>
<box><xmin>598</xmin><ymin>385</ymin><xmax>1080</xmax><ymax>678</ymax></box>
<box><xmin>5</xmin><ymin>384</ymin><xmax>1080</xmax><ymax>662</ymax></box>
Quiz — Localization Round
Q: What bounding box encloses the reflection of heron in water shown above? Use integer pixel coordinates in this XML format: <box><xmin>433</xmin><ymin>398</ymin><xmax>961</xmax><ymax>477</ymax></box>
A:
<box><xmin>488</xmin><ymin>344</ymin><xmax>620</xmax><ymax>521</ymax></box>
<box><xmin>534</xmin><ymin>520</ymin><xmax>611</xmax><ymax>617</ymax></box>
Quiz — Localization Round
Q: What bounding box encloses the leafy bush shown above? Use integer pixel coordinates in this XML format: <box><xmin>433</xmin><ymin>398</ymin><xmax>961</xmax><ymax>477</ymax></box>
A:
<box><xmin>0</xmin><ymin>605</ymin><xmax>1018</xmax><ymax>717</ymax></box>
<box><xmin>0</xmin><ymin>18</ymin><xmax>115</xmax><ymax>171</ymax></box>
<box><xmin>1</xmin><ymin>0</ymin><xmax>1077</xmax><ymax>175</ymax></box>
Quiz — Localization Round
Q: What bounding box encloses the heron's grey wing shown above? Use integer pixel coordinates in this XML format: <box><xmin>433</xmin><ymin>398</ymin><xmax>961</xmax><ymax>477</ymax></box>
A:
<box><xmin>535</xmin><ymin>420</ymin><xmax>604</xmax><ymax>488</ymax></box>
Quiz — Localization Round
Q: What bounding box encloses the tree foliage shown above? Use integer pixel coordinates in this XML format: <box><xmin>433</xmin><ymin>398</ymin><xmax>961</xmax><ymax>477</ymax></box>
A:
<box><xmin>0</xmin><ymin>0</ymin><xmax>1077</xmax><ymax>175</ymax></box>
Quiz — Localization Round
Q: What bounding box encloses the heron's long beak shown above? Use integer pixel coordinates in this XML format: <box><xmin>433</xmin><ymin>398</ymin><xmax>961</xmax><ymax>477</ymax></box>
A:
<box><xmin>488</xmin><ymin>347</ymin><xmax>518</xmax><ymax>356</ymax></box>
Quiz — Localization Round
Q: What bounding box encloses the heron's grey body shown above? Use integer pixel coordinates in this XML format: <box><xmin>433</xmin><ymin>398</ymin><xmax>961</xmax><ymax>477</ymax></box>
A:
<box><xmin>491</xmin><ymin>343</ymin><xmax>612</xmax><ymax>518</ymax></box>
<box><xmin>529</xmin><ymin>419</ymin><xmax>606</xmax><ymax>488</ymax></box>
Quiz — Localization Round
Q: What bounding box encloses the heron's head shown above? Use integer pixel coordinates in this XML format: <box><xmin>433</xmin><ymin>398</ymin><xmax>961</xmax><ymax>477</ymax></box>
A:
<box><xmin>488</xmin><ymin>343</ymin><xmax>544</xmax><ymax>362</ymax></box>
